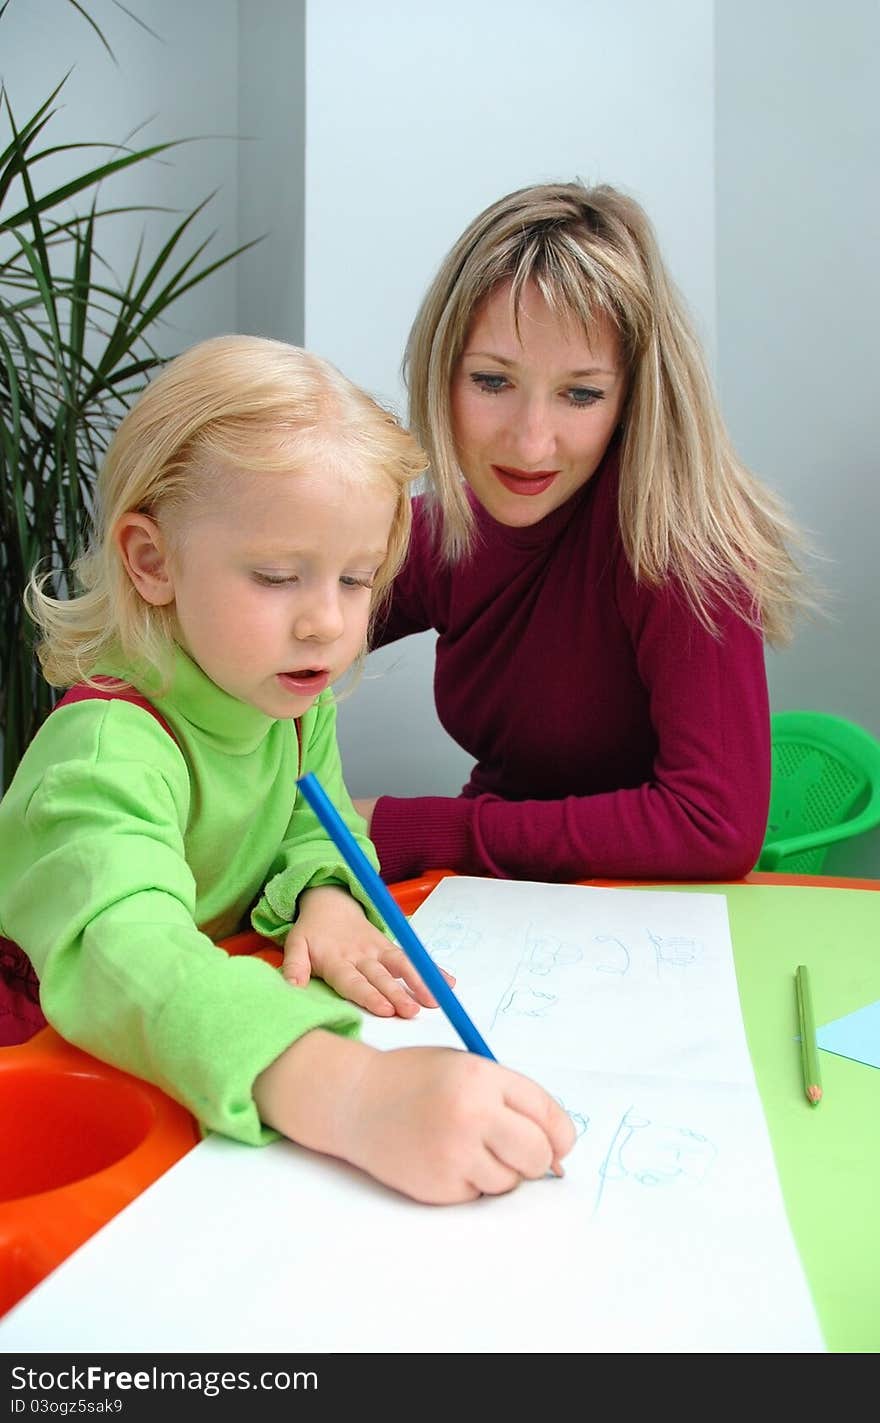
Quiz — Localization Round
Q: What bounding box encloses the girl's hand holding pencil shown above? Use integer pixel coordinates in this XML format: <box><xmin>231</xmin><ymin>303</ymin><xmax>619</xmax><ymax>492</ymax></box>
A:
<box><xmin>253</xmin><ymin>1031</ymin><xmax>576</xmax><ymax>1204</ymax></box>
<box><xmin>278</xmin><ymin>773</ymin><xmax>574</xmax><ymax>1200</ymax></box>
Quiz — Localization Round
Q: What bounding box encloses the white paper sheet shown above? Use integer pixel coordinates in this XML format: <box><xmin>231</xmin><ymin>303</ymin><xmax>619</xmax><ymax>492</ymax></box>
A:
<box><xmin>0</xmin><ymin>879</ymin><xmax>824</xmax><ymax>1352</ymax></box>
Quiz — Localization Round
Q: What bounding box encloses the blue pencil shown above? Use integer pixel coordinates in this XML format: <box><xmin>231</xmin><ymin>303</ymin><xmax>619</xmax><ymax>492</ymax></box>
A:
<box><xmin>296</xmin><ymin>772</ymin><xmax>496</xmax><ymax>1060</ymax></box>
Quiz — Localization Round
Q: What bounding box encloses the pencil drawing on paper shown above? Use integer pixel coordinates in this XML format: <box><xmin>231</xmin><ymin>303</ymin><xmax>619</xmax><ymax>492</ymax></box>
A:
<box><xmin>495</xmin><ymin>985</ymin><xmax>558</xmax><ymax>1023</ymax></box>
<box><xmin>594</xmin><ymin>1107</ymin><xmax>717</xmax><ymax>1215</ymax></box>
<box><xmin>592</xmin><ymin>934</ymin><xmax>632</xmax><ymax>974</ymax></box>
<box><xmin>526</xmin><ymin>932</ymin><xmax>584</xmax><ymax>975</ymax></box>
<box><xmin>424</xmin><ymin>904</ymin><xmax>707</xmax><ymax>994</ymax></box>
<box><xmin>487</xmin><ymin>922</ymin><xmax>584</xmax><ymax>1028</ymax></box>
<box><xmin>423</xmin><ymin>912</ymin><xmax>482</xmax><ymax>963</ymax></box>
<box><xmin>646</xmin><ymin>929</ymin><xmax>704</xmax><ymax>973</ymax></box>
<box><xmin>555</xmin><ymin>1097</ymin><xmax>590</xmax><ymax>1139</ymax></box>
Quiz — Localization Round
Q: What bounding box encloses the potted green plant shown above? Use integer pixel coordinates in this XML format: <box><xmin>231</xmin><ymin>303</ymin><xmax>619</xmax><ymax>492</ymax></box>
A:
<box><xmin>0</xmin><ymin>0</ymin><xmax>256</xmax><ymax>787</ymax></box>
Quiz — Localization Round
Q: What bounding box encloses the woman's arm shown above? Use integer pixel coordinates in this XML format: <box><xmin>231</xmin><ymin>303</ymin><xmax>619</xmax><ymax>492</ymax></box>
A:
<box><xmin>369</xmin><ymin>586</ymin><xmax>770</xmax><ymax>884</ymax></box>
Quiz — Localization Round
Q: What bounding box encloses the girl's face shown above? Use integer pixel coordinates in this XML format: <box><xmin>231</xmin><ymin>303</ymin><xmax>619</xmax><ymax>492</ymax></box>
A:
<box><xmin>162</xmin><ymin>460</ymin><xmax>396</xmax><ymax>719</ymax></box>
<box><xmin>450</xmin><ymin>279</ymin><xmax>627</xmax><ymax>527</ymax></box>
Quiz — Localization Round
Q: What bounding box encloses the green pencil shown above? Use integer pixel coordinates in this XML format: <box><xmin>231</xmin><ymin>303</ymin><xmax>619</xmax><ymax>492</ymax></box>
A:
<box><xmin>796</xmin><ymin>964</ymin><xmax>823</xmax><ymax>1106</ymax></box>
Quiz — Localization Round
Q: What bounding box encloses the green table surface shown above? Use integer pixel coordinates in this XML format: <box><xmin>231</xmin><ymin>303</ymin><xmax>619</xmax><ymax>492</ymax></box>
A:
<box><xmin>647</xmin><ymin>882</ymin><xmax>880</xmax><ymax>1353</ymax></box>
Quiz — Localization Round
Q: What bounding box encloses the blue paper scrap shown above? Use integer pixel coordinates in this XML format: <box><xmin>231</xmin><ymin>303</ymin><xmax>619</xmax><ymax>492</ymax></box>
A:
<box><xmin>816</xmin><ymin>998</ymin><xmax>880</xmax><ymax>1071</ymax></box>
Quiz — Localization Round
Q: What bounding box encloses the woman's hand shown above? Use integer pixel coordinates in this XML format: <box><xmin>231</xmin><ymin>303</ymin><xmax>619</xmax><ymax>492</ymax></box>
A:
<box><xmin>254</xmin><ymin>1031</ymin><xmax>577</xmax><ymax>1204</ymax></box>
<box><xmin>282</xmin><ymin>884</ymin><xmax>453</xmax><ymax>1018</ymax></box>
<box><xmin>352</xmin><ymin>796</ymin><xmax>378</xmax><ymax>833</ymax></box>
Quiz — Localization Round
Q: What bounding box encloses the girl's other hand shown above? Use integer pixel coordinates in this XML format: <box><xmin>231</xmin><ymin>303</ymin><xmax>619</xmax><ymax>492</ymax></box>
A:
<box><xmin>283</xmin><ymin>884</ymin><xmax>454</xmax><ymax>1018</ymax></box>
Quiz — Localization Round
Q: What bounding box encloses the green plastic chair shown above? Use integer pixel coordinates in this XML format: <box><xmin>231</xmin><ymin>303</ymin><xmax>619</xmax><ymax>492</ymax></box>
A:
<box><xmin>758</xmin><ymin>711</ymin><xmax>880</xmax><ymax>874</ymax></box>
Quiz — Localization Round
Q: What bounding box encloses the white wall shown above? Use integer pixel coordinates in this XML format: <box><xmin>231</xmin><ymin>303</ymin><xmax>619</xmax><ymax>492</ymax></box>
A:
<box><xmin>1</xmin><ymin>0</ymin><xmax>241</xmax><ymax>352</ymax></box>
<box><xmin>305</xmin><ymin>0</ymin><xmax>717</xmax><ymax>796</ymax></box>
<box><xmin>716</xmin><ymin>0</ymin><xmax>880</xmax><ymax>876</ymax></box>
<box><xmin>237</xmin><ymin>0</ymin><xmax>306</xmax><ymax>343</ymax></box>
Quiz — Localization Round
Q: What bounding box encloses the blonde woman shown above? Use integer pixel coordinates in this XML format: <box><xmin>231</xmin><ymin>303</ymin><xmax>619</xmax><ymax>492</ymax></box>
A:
<box><xmin>356</xmin><ymin>182</ymin><xmax>808</xmax><ymax>885</ymax></box>
<box><xmin>0</xmin><ymin>335</ymin><xmax>574</xmax><ymax>1201</ymax></box>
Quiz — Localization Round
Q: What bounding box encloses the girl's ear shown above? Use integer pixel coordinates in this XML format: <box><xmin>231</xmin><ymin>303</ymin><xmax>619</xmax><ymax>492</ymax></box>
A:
<box><xmin>114</xmin><ymin>513</ymin><xmax>176</xmax><ymax>607</ymax></box>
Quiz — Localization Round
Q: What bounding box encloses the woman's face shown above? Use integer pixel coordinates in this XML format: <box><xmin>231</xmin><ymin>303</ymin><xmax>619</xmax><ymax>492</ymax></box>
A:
<box><xmin>450</xmin><ymin>279</ymin><xmax>627</xmax><ymax>527</ymax></box>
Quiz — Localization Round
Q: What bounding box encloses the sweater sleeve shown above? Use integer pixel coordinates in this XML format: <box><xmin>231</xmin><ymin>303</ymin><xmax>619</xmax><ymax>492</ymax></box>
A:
<box><xmin>0</xmin><ymin>713</ymin><xmax>360</xmax><ymax>1146</ymax></box>
<box><xmin>250</xmin><ymin>693</ymin><xmax>389</xmax><ymax>940</ymax></box>
<box><xmin>370</xmin><ymin>583</ymin><xmax>771</xmax><ymax>884</ymax></box>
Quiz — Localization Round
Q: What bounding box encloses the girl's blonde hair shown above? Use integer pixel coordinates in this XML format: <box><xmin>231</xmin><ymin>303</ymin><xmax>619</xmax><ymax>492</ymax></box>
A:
<box><xmin>28</xmin><ymin>334</ymin><xmax>427</xmax><ymax>688</ymax></box>
<box><xmin>405</xmin><ymin>180</ymin><xmax>810</xmax><ymax>644</ymax></box>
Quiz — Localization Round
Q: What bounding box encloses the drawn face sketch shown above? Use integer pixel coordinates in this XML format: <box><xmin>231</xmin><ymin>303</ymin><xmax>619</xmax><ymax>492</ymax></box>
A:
<box><xmin>597</xmin><ymin>1109</ymin><xmax>717</xmax><ymax>1207</ymax></box>
<box><xmin>613</xmin><ymin>1114</ymin><xmax>716</xmax><ymax>1188</ymax></box>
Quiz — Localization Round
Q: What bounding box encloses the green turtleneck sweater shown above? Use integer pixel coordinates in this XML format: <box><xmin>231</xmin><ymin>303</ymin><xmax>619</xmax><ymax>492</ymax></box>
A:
<box><xmin>0</xmin><ymin>648</ymin><xmax>383</xmax><ymax>1144</ymax></box>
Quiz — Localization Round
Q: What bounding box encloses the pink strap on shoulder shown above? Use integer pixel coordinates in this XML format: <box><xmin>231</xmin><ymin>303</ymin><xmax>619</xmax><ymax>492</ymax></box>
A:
<box><xmin>55</xmin><ymin>677</ymin><xmax>177</xmax><ymax>742</ymax></box>
<box><xmin>56</xmin><ymin>677</ymin><xmax>304</xmax><ymax>771</ymax></box>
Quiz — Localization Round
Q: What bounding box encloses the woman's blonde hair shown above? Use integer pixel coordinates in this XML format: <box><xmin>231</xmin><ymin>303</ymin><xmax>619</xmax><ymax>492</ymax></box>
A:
<box><xmin>28</xmin><ymin>334</ymin><xmax>427</xmax><ymax>688</ymax></box>
<box><xmin>405</xmin><ymin>180</ymin><xmax>810</xmax><ymax>644</ymax></box>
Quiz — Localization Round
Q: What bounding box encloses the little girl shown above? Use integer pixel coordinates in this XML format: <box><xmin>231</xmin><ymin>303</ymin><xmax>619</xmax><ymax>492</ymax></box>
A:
<box><xmin>0</xmin><ymin>336</ymin><xmax>574</xmax><ymax>1203</ymax></box>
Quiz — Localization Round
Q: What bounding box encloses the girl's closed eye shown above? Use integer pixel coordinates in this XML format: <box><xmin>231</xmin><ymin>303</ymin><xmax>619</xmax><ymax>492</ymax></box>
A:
<box><xmin>340</xmin><ymin>573</ymin><xmax>377</xmax><ymax>590</ymax></box>
<box><xmin>252</xmin><ymin>571</ymin><xmax>298</xmax><ymax>587</ymax></box>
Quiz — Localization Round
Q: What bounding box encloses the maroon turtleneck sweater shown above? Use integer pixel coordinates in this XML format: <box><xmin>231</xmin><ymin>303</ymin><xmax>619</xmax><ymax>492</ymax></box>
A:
<box><xmin>369</xmin><ymin>448</ymin><xmax>770</xmax><ymax>884</ymax></box>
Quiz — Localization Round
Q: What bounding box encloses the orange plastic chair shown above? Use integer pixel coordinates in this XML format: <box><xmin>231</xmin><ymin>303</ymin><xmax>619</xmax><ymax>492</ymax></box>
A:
<box><xmin>0</xmin><ymin>1029</ymin><xmax>200</xmax><ymax>1316</ymax></box>
<box><xmin>758</xmin><ymin>711</ymin><xmax>880</xmax><ymax>874</ymax></box>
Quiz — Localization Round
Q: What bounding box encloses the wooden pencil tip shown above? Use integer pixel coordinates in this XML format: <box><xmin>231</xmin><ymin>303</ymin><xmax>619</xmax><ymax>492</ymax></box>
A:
<box><xmin>807</xmin><ymin>1085</ymin><xmax>823</xmax><ymax>1104</ymax></box>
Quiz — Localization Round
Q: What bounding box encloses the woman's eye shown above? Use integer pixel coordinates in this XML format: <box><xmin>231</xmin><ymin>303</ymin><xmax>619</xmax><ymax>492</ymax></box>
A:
<box><xmin>470</xmin><ymin>373</ymin><xmax>509</xmax><ymax>394</ymax></box>
<box><xmin>340</xmin><ymin>575</ymin><xmax>374</xmax><ymax>590</ymax></box>
<box><xmin>566</xmin><ymin>386</ymin><xmax>604</xmax><ymax>407</ymax></box>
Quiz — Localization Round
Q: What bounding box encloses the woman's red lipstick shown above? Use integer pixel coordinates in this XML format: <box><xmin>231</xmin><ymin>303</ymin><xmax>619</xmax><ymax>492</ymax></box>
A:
<box><xmin>492</xmin><ymin>465</ymin><xmax>559</xmax><ymax>496</ymax></box>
